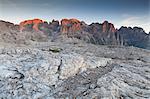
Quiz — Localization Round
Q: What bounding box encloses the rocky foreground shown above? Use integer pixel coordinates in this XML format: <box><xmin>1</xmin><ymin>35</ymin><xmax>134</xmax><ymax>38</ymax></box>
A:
<box><xmin>0</xmin><ymin>39</ymin><xmax>150</xmax><ymax>99</ymax></box>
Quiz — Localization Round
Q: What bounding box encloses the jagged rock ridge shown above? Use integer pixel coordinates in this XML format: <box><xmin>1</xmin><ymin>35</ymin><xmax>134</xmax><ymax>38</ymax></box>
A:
<box><xmin>0</xmin><ymin>18</ymin><xmax>149</xmax><ymax>49</ymax></box>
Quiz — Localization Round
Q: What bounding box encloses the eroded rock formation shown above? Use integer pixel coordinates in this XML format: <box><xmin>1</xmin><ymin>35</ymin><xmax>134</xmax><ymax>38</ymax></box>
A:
<box><xmin>102</xmin><ymin>21</ymin><xmax>116</xmax><ymax>33</ymax></box>
<box><xmin>0</xmin><ymin>19</ymin><xmax>149</xmax><ymax>49</ymax></box>
<box><xmin>19</xmin><ymin>19</ymin><xmax>44</xmax><ymax>32</ymax></box>
<box><xmin>60</xmin><ymin>18</ymin><xmax>81</xmax><ymax>34</ymax></box>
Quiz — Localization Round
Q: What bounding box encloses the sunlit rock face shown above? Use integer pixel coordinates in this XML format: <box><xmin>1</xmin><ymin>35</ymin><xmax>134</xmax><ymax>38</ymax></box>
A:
<box><xmin>0</xmin><ymin>20</ymin><xmax>48</xmax><ymax>43</ymax></box>
<box><xmin>19</xmin><ymin>19</ymin><xmax>44</xmax><ymax>32</ymax></box>
<box><xmin>59</xmin><ymin>19</ymin><xmax>121</xmax><ymax>45</ymax></box>
<box><xmin>0</xmin><ymin>19</ymin><xmax>149</xmax><ymax>49</ymax></box>
<box><xmin>60</xmin><ymin>18</ymin><xmax>81</xmax><ymax>34</ymax></box>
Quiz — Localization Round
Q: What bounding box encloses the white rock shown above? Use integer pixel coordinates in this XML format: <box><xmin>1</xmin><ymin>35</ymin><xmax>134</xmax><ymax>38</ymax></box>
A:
<box><xmin>59</xmin><ymin>53</ymin><xmax>85</xmax><ymax>79</ymax></box>
<box><xmin>84</xmin><ymin>56</ymin><xmax>111</xmax><ymax>68</ymax></box>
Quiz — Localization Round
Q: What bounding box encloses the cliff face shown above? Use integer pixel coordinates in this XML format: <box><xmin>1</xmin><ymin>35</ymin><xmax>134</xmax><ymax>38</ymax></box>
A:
<box><xmin>118</xmin><ymin>26</ymin><xmax>149</xmax><ymax>48</ymax></box>
<box><xmin>60</xmin><ymin>19</ymin><xmax>81</xmax><ymax>34</ymax></box>
<box><xmin>0</xmin><ymin>20</ymin><xmax>22</xmax><ymax>43</ymax></box>
<box><xmin>19</xmin><ymin>19</ymin><xmax>44</xmax><ymax>32</ymax></box>
<box><xmin>102</xmin><ymin>21</ymin><xmax>116</xmax><ymax>33</ymax></box>
<box><xmin>0</xmin><ymin>19</ymin><xmax>149</xmax><ymax>49</ymax></box>
<box><xmin>59</xmin><ymin>19</ymin><xmax>121</xmax><ymax>45</ymax></box>
<box><xmin>19</xmin><ymin>19</ymin><xmax>60</xmax><ymax>37</ymax></box>
<box><xmin>0</xmin><ymin>20</ymin><xmax>49</xmax><ymax>43</ymax></box>
<box><xmin>88</xmin><ymin>21</ymin><xmax>121</xmax><ymax>45</ymax></box>
<box><xmin>38</xmin><ymin>20</ymin><xmax>60</xmax><ymax>36</ymax></box>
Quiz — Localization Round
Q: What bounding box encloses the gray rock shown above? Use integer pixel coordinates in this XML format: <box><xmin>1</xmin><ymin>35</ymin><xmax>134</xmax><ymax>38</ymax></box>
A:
<box><xmin>0</xmin><ymin>40</ymin><xmax>149</xmax><ymax>98</ymax></box>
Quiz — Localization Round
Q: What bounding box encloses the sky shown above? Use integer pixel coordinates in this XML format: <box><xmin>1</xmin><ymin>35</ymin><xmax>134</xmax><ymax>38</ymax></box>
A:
<box><xmin>0</xmin><ymin>0</ymin><xmax>150</xmax><ymax>32</ymax></box>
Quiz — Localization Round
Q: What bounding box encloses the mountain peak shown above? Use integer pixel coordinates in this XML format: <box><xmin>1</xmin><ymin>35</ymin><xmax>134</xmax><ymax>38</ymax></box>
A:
<box><xmin>0</xmin><ymin>19</ymin><xmax>149</xmax><ymax>49</ymax></box>
<box><xmin>102</xmin><ymin>21</ymin><xmax>116</xmax><ymax>33</ymax></box>
<box><xmin>60</xmin><ymin>18</ymin><xmax>81</xmax><ymax>34</ymax></box>
<box><xmin>19</xmin><ymin>18</ymin><xmax>44</xmax><ymax>32</ymax></box>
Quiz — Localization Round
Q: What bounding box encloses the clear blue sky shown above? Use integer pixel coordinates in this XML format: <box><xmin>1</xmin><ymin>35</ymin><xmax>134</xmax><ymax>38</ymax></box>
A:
<box><xmin>0</xmin><ymin>0</ymin><xmax>150</xmax><ymax>32</ymax></box>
